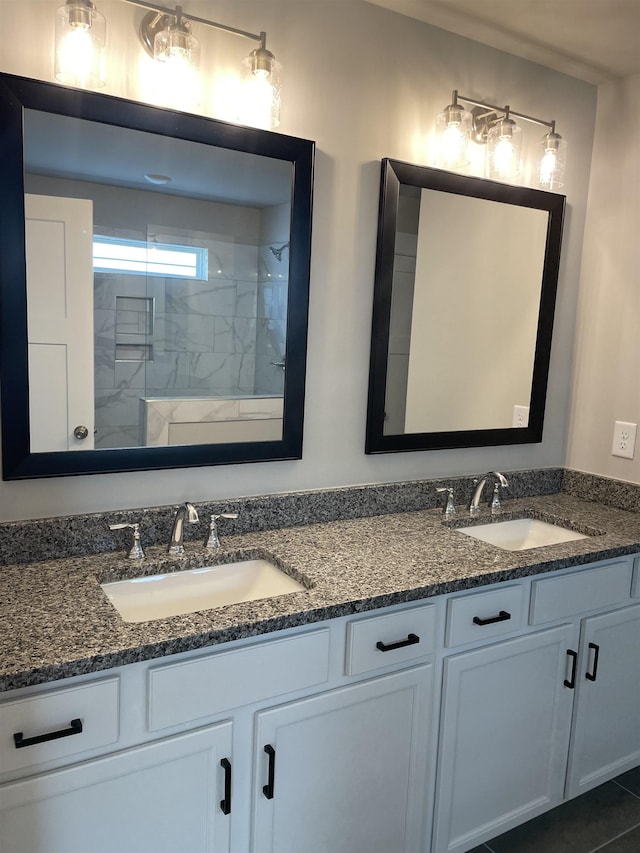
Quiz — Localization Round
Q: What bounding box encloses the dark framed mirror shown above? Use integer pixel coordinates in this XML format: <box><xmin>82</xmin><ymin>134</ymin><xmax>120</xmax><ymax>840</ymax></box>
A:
<box><xmin>0</xmin><ymin>73</ymin><xmax>314</xmax><ymax>479</ymax></box>
<box><xmin>366</xmin><ymin>159</ymin><xmax>565</xmax><ymax>454</ymax></box>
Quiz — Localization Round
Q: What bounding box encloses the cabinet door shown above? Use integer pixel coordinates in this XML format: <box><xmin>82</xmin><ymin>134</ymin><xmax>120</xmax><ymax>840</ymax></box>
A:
<box><xmin>566</xmin><ymin>603</ymin><xmax>640</xmax><ymax>798</ymax></box>
<box><xmin>432</xmin><ymin>625</ymin><xmax>576</xmax><ymax>853</ymax></box>
<box><xmin>0</xmin><ymin>722</ymin><xmax>232</xmax><ymax>853</ymax></box>
<box><xmin>252</xmin><ymin>666</ymin><xmax>432</xmax><ymax>853</ymax></box>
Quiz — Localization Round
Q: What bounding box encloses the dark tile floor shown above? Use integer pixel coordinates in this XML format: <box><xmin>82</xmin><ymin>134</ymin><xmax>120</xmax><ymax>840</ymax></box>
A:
<box><xmin>469</xmin><ymin>766</ymin><xmax>640</xmax><ymax>853</ymax></box>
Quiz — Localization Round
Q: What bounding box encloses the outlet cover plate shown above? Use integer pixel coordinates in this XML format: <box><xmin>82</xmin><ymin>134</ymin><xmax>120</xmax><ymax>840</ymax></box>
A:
<box><xmin>512</xmin><ymin>405</ymin><xmax>530</xmax><ymax>428</ymax></box>
<box><xmin>612</xmin><ymin>421</ymin><xmax>637</xmax><ymax>459</ymax></box>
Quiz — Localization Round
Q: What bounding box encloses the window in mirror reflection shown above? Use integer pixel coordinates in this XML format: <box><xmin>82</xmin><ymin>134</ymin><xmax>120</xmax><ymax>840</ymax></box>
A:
<box><xmin>93</xmin><ymin>236</ymin><xmax>209</xmax><ymax>280</ymax></box>
<box><xmin>23</xmin><ymin>110</ymin><xmax>292</xmax><ymax>455</ymax></box>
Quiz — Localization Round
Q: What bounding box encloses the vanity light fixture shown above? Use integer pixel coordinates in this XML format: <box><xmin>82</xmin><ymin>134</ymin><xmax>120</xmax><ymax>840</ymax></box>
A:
<box><xmin>485</xmin><ymin>106</ymin><xmax>523</xmax><ymax>181</ymax></box>
<box><xmin>434</xmin><ymin>91</ymin><xmax>473</xmax><ymax>170</ymax></box>
<box><xmin>435</xmin><ymin>90</ymin><xmax>566</xmax><ymax>189</ymax></box>
<box><xmin>539</xmin><ymin>126</ymin><xmax>567</xmax><ymax>190</ymax></box>
<box><xmin>54</xmin><ymin>0</ymin><xmax>107</xmax><ymax>89</ymax></box>
<box><xmin>123</xmin><ymin>0</ymin><xmax>282</xmax><ymax>127</ymax></box>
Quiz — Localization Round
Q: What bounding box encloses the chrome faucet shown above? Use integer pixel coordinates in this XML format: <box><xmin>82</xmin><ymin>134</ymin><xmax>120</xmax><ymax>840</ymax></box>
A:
<box><xmin>168</xmin><ymin>502</ymin><xmax>199</xmax><ymax>555</ymax></box>
<box><xmin>436</xmin><ymin>487</ymin><xmax>456</xmax><ymax>516</ymax></box>
<box><xmin>469</xmin><ymin>472</ymin><xmax>509</xmax><ymax>517</ymax></box>
<box><xmin>205</xmin><ymin>513</ymin><xmax>239</xmax><ymax>550</ymax></box>
<box><xmin>109</xmin><ymin>522</ymin><xmax>145</xmax><ymax>560</ymax></box>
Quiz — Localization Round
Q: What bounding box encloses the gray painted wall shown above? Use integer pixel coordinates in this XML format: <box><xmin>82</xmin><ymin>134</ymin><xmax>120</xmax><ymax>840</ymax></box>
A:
<box><xmin>0</xmin><ymin>0</ymin><xmax>597</xmax><ymax>520</ymax></box>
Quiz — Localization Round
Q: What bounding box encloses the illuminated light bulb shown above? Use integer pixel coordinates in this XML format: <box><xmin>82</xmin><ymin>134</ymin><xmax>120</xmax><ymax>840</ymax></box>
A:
<box><xmin>55</xmin><ymin>0</ymin><xmax>106</xmax><ymax>88</ymax></box>
<box><xmin>493</xmin><ymin>137</ymin><xmax>516</xmax><ymax>174</ymax></box>
<box><xmin>238</xmin><ymin>48</ymin><xmax>282</xmax><ymax>129</ymax></box>
<box><xmin>435</xmin><ymin>98</ymin><xmax>472</xmax><ymax>170</ymax></box>
<box><xmin>486</xmin><ymin>114</ymin><xmax>522</xmax><ymax>181</ymax></box>
<box><xmin>539</xmin><ymin>130</ymin><xmax>566</xmax><ymax>190</ymax></box>
<box><xmin>153</xmin><ymin>20</ymin><xmax>201</xmax><ymax>111</ymax></box>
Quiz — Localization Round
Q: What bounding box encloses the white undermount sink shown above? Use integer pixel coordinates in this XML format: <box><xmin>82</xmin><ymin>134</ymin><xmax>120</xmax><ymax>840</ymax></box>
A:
<box><xmin>457</xmin><ymin>517</ymin><xmax>589</xmax><ymax>551</ymax></box>
<box><xmin>101</xmin><ymin>558</ymin><xmax>306</xmax><ymax>623</ymax></box>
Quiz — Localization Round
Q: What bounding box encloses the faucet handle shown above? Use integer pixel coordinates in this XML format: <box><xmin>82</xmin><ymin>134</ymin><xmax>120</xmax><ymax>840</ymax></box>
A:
<box><xmin>109</xmin><ymin>522</ymin><xmax>144</xmax><ymax>560</ymax></box>
<box><xmin>205</xmin><ymin>513</ymin><xmax>239</xmax><ymax>550</ymax></box>
<box><xmin>436</xmin><ymin>487</ymin><xmax>455</xmax><ymax>516</ymax></box>
<box><xmin>491</xmin><ymin>483</ymin><xmax>503</xmax><ymax>514</ymax></box>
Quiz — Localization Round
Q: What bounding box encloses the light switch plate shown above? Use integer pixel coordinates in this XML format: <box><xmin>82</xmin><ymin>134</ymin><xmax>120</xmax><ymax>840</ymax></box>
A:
<box><xmin>612</xmin><ymin>421</ymin><xmax>637</xmax><ymax>459</ymax></box>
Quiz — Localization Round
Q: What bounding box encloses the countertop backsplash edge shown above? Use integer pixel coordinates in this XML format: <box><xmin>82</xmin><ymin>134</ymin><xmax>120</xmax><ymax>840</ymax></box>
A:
<box><xmin>0</xmin><ymin>467</ymin><xmax>564</xmax><ymax>566</ymax></box>
<box><xmin>2</xmin><ymin>467</ymin><xmax>640</xmax><ymax>567</ymax></box>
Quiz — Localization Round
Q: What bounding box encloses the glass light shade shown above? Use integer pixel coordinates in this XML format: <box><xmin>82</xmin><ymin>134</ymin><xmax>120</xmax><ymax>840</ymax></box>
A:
<box><xmin>486</xmin><ymin>117</ymin><xmax>523</xmax><ymax>181</ymax></box>
<box><xmin>55</xmin><ymin>1</ymin><xmax>106</xmax><ymax>89</ymax></box>
<box><xmin>435</xmin><ymin>103</ymin><xmax>472</xmax><ymax>170</ymax></box>
<box><xmin>238</xmin><ymin>50</ymin><xmax>282</xmax><ymax>129</ymax></box>
<box><xmin>153</xmin><ymin>23</ymin><xmax>201</xmax><ymax>111</ymax></box>
<box><xmin>539</xmin><ymin>132</ymin><xmax>567</xmax><ymax>190</ymax></box>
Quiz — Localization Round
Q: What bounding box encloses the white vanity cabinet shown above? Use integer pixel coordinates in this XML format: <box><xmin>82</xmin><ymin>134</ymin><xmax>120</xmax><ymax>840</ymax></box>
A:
<box><xmin>0</xmin><ymin>605</ymin><xmax>436</xmax><ymax>853</ymax></box>
<box><xmin>248</xmin><ymin>605</ymin><xmax>436</xmax><ymax>853</ymax></box>
<box><xmin>565</xmin><ymin>603</ymin><xmax>640</xmax><ymax>797</ymax></box>
<box><xmin>432</xmin><ymin>623</ymin><xmax>577</xmax><ymax>853</ymax></box>
<box><xmin>0</xmin><ymin>722</ymin><xmax>233</xmax><ymax>853</ymax></box>
<box><xmin>431</xmin><ymin>556</ymin><xmax>638</xmax><ymax>853</ymax></box>
<box><xmin>252</xmin><ymin>666</ymin><xmax>432</xmax><ymax>853</ymax></box>
<box><xmin>1</xmin><ymin>554</ymin><xmax>638</xmax><ymax>853</ymax></box>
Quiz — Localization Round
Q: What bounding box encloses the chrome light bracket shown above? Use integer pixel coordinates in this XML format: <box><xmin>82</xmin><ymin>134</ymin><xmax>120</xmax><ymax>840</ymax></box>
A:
<box><xmin>470</xmin><ymin>106</ymin><xmax>499</xmax><ymax>144</ymax></box>
<box><xmin>139</xmin><ymin>9</ymin><xmax>190</xmax><ymax>57</ymax></box>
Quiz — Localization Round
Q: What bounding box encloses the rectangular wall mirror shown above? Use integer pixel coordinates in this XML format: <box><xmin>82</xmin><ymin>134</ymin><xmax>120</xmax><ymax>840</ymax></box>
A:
<box><xmin>366</xmin><ymin>159</ymin><xmax>565</xmax><ymax>454</ymax></box>
<box><xmin>0</xmin><ymin>74</ymin><xmax>314</xmax><ymax>479</ymax></box>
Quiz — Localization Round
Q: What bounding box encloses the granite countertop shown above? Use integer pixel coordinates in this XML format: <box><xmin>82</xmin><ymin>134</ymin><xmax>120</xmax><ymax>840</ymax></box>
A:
<box><xmin>2</xmin><ymin>493</ymin><xmax>640</xmax><ymax>692</ymax></box>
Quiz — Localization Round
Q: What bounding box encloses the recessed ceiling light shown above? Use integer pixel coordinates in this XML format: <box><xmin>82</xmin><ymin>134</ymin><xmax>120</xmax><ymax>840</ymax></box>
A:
<box><xmin>144</xmin><ymin>173</ymin><xmax>171</xmax><ymax>185</ymax></box>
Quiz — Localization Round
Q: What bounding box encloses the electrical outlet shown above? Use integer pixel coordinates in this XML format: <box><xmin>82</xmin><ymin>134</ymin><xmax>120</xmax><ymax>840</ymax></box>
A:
<box><xmin>512</xmin><ymin>405</ymin><xmax>529</xmax><ymax>428</ymax></box>
<box><xmin>612</xmin><ymin>421</ymin><xmax>637</xmax><ymax>459</ymax></box>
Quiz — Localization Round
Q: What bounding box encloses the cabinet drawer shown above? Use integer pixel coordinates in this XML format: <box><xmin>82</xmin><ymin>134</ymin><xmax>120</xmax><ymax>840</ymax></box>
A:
<box><xmin>0</xmin><ymin>677</ymin><xmax>119</xmax><ymax>774</ymax></box>
<box><xmin>148</xmin><ymin>629</ymin><xmax>330</xmax><ymax>731</ymax></box>
<box><xmin>445</xmin><ymin>585</ymin><xmax>524</xmax><ymax>647</ymax></box>
<box><xmin>345</xmin><ymin>604</ymin><xmax>435</xmax><ymax>676</ymax></box>
<box><xmin>530</xmin><ymin>559</ymin><xmax>633</xmax><ymax>625</ymax></box>
<box><xmin>632</xmin><ymin>557</ymin><xmax>640</xmax><ymax>599</ymax></box>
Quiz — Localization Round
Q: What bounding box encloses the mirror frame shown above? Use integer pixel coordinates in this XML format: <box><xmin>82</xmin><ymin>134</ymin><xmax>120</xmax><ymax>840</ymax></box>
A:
<box><xmin>0</xmin><ymin>73</ymin><xmax>314</xmax><ymax>479</ymax></box>
<box><xmin>365</xmin><ymin>159</ymin><xmax>565</xmax><ymax>454</ymax></box>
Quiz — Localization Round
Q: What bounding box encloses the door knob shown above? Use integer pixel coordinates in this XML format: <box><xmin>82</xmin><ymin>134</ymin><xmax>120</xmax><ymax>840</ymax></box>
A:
<box><xmin>73</xmin><ymin>425</ymin><xmax>89</xmax><ymax>440</ymax></box>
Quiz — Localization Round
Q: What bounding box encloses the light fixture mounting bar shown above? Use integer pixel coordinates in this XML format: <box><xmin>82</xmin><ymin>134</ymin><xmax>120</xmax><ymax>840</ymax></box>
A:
<box><xmin>455</xmin><ymin>91</ymin><xmax>555</xmax><ymax>130</ymax></box>
<box><xmin>123</xmin><ymin>0</ymin><xmax>267</xmax><ymax>48</ymax></box>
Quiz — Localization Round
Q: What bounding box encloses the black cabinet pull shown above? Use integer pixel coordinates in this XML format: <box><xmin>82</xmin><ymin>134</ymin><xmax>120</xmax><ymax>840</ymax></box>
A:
<box><xmin>13</xmin><ymin>718</ymin><xmax>83</xmax><ymax>749</ymax></box>
<box><xmin>472</xmin><ymin>610</ymin><xmax>511</xmax><ymax>626</ymax></box>
<box><xmin>220</xmin><ymin>758</ymin><xmax>232</xmax><ymax>815</ymax></box>
<box><xmin>564</xmin><ymin>649</ymin><xmax>578</xmax><ymax>688</ymax></box>
<box><xmin>263</xmin><ymin>744</ymin><xmax>276</xmax><ymax>800</ymax></box>
<box><xmin>376</xmin><ymin>633</ymin><xmax>420</xmax><ymax>652</ymax></box>
<box><xmin>586</xmin><ymin>642</ymin><xmax>600</xmax><ymax>682</ymax></box>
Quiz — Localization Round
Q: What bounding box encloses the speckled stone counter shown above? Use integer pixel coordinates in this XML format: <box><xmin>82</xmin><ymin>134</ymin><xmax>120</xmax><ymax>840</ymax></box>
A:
<box><xmin>2</xmin><ymin>491</ymin><xmax>640</xmax><ymax>693</ymax></box>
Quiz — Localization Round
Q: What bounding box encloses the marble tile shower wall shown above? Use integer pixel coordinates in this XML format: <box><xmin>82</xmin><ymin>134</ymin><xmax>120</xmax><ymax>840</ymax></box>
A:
<box><xmin>93</xmin><ymin>238</ymin><xmax>287</xmax><ymax>449</ymax></box>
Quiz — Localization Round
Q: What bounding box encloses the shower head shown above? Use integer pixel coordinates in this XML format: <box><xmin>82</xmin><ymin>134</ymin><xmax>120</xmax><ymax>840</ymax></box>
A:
<box><xmin>269</xmin><ymin>242</ymin><xmax>290</xmax><ymax>262</ymax></box>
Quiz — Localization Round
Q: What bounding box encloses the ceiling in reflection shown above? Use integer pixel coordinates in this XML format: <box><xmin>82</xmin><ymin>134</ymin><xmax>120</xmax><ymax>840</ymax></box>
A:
<box><xmin>24</xmin><ymin>111</ymin><xmax>292</xmax><ymax>206</ymax></box>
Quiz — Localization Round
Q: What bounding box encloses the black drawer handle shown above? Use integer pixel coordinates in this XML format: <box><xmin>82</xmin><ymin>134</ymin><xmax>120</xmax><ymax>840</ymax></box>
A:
<box><xmin>13</xmin><ymin>718</ymin><xmax>83</xmax><ymax>749</ymax></box>
<box><xmin>564</xmin><ymin>649</ymin><xmax>578</xmax><ymax>688</ymax></box>
<box><xmin>220</xmin><ymin>758</ymin><xmax>232</xmax><ymax>815</ymax></box>
<box><xmin>376</xmin><ymin>633</ymin><xmax>420</xmax><ymax>652</ymax></box>
<box><xmin>586</xmin><ymin>642</ymin><xmax>600</xmax><ymax>682</ymax></box>
<box><xmin>472</xmin><ymin>610</ymin><xmax>511</xmax><ymax>626</ymax></box>
<box><xmin>263</xmin><ymin>744</ymin><xmax>276</xmax><ymax>800</ymax></box>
